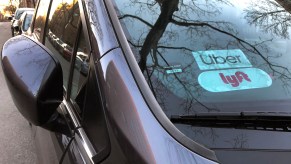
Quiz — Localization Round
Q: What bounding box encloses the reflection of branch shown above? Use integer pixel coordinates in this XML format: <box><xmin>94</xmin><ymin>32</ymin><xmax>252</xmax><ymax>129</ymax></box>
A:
<box><xmin>119</xmin><ymin>14</ymin><xmax>153</xmax><ymax>28</ymax></box>
<box><xmin>249</xmin><ymin>10</ymin><xmax>285</xmax><ymax>22</ymax></box>
<box><xmin>135</xmin><ymin>35</ymin><xmax>218</xmax><ymax>112</ymax></box>
<box><xmin>171</xmin><ymin>18</ymin><xmax>291</xmax><ymax>79</ymax></box>
<box><xmin>155</xmin><ymin>50</ymin><xmax>219</xmax><ymax>112</ymax></box>
<box><xmin>225</xmin><ymin>134</ymin><xmax>248</xmax><ymax>149</ymax></box>
<box><xmin>128</xmin><ymin>40</ymin><xmax>193</xmax><ymax>53</ymax></box>
<box><xmin>245</xmin><ymin>0</ymin><xmax>291</xmax><ymax>39</ymax></box>
<box><xmin>158</xmin><ymin>45</ymin><xmax>192</xmax><ymax>52</ymax></box>
<box><xmin>138</xmin><ymin>0</ymin><xmax>179</xmax><ymax>72</ymax></box>
<box><xmin>119</xmin><ymin>0</ymin><xmax>291</xmax><ymax>115</ymax></box>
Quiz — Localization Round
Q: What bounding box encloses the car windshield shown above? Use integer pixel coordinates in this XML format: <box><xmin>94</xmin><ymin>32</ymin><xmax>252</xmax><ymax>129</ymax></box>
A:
<box><xmin>23</xmin><ymin>13</ymin><xmax>33</xmax><ymax>31</ymax></box>
<box><xmin>113</xmin><ymin>0</ymin><xmax>291</xmax><ymax>116</ymax></box>
<box><xmin>15</xmin><ymin>9</ymin><xmax>33</xmax><ymax>19</ymax></box>
<box><xmin>15</xmin><ymin>10</ymin><xmax>25</xmax><ymax>19</ymax></box>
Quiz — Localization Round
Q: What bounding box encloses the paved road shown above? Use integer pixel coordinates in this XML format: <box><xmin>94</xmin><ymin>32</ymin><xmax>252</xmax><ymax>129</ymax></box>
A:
<box><xmin>0</xmin><ymin>22</ymin><xmax>37</xmax><ymax>163</ymax></box>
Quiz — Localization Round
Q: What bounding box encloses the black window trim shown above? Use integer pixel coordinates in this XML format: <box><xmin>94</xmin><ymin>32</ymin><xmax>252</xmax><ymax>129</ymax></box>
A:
<box><xmin>41</xmin><ymin>0</ymin><xmax>53</xmax><ymax>45</ymax></box>
<box><xmin>61</xmin><ymin>0</ymin><xmax>111</xmax><ymax>163</ymax></box>
<box><xmin>66</xmin><ymin>19</ymin><xmax>83</xmax><ymax>101</ymax></box>
<box><xmin>30</xmin><ymin>0</ymin><xmax>110</xmax><ymax>163</ymax></box>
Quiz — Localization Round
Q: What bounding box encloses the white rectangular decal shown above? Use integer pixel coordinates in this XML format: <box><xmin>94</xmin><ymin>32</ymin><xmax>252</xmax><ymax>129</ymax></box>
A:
<box><xmin>192</xmin><ymin>49</ymin><xmax>252</xmax><ymax>70</ymax></box>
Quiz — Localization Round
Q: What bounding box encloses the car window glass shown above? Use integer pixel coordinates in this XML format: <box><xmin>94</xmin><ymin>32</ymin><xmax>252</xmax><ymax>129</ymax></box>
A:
<box><xmin>23</xmin><ymin>13</ymin><xmax>33</xmax><ymax>31</ymax></box>
<box><xmin>113</xmin><ymin>0</ymin><xmax>291</xmax><ymax>112</ymax></box>
<box><xmin>15</xmin><ymin>10</ymin><xmax>25</xmax><ymax>19</ymax></box>
<box><xmin>70</xmin><ymin>31</ymin><xmax>90</xmax><ymax>101</ymax></box>
<box><xmin>113</xmin><ymin>0</ymin><xmax>291</xmax><ymax>157</ymax></box>
<box><xmin>45</xmin><ymin>0</ymin><xmax>80</xmax><ymax>90</ymax></box>
<box><xmin>33</xmin><ymin>0</ymin><xmax>51</xmax><ymax>41</ymax></box>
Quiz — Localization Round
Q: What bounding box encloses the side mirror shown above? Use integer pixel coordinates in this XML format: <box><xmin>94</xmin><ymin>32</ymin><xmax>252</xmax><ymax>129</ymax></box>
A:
<box><xmin>1</xmin><ymin>35</ymin><xmax>65</xmax><ymax>130</ymax></box>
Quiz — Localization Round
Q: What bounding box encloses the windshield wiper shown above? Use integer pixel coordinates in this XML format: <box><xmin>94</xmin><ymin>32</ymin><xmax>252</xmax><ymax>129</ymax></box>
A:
<box><xmin>170</xmin><ymin>112</ymin><xmax>291</xmax><ymax>132</ymax></box>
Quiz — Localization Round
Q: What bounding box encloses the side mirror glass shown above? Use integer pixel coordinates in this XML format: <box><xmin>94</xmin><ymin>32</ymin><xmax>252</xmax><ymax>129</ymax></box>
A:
<box><xmin>1</xmin><ymin>35</ymin><xmax>63</xmax><ymax>127</ymax></box>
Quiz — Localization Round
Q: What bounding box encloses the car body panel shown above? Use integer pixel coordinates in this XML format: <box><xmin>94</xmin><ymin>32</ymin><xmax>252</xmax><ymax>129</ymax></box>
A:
<box><xmin>97</xmin><ymin>48</ymin><xmax>217</xmax><ymax>163</ymax></box>
<box><xmin>82</xmin><ymin>0</ymin><xmax>119</xmax><ymax>57</ymax></box>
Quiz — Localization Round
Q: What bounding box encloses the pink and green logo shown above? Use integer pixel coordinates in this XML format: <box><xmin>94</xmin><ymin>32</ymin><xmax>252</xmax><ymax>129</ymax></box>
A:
<box><xmin>198</xmin><ymin>68</ymin><xmax>272</xmax><ymax>92</ymax></box>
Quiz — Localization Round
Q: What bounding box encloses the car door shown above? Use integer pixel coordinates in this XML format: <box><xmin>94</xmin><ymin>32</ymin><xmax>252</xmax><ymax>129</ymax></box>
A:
<box><xmin>31</xmin><ymin>0</ymin><xmax>111</xmax><ymax>163</ymax></box>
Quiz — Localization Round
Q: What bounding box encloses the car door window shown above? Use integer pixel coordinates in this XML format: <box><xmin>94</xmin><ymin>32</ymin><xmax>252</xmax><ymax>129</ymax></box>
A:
<box><xmin>33</xmin><ymin>0</ymin><xmax>51</xmax><ymax>41</ymax></box>
<box><xmin>45</xmin><ymin>0</ymin><xmax>80</xmax><ymax>90</ymax></box>
<box><xmin>70</xmin><ymin>31</ymin><xmax>90</xmax><ymax>100</ymax></box>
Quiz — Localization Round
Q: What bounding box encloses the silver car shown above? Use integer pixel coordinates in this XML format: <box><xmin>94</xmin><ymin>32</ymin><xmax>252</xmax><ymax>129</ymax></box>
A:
<box><xmin>10</xmin><ymin>8</ymin><xmax>34</xmax><ymax>36</ymax></box>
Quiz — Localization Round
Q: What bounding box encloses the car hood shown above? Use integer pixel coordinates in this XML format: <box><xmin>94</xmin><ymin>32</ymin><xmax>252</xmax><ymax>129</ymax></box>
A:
<box><xmin>176</xmin><ymin>125</ymin><xmax>291</xmax><ymax>163</ymax></box>
<box><xmin>215</xmin><ymin>149</ymin><xmax>291</xmax><ymax>164</ymax></box>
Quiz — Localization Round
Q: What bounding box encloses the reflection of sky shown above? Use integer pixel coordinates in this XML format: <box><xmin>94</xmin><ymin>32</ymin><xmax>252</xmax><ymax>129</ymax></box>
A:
<box><xmin>115</xmin><ymin>0</ymin><xmax>291</xmax><ymax>99</ymax></box>
<box><xmin>113</xmin><ymin>1</ymin><xmax>291</xmax><ymax>158</ymax></box>
<box><xmin>112</xmin><ymin>0</ymin><xmax>291</xmax><ymax>114</ymax></box>
<box><xmin>49</xmin><ymin>0</ymin><xmax>74</xmax><ymax>20</ymax></box>
<box><xmin>116</xmin><ymin>0</ymin><xmax>291</xmax><ymax>58</ymax></box>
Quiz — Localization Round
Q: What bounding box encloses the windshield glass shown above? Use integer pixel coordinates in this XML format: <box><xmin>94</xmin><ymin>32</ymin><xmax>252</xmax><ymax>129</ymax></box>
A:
<box><xmin>113</xmin><ymin>0</ymin><xmax>291</xmax><ymax>116</ymax></box>
<box><xmin>15</xmin><ymin>9</ymin><xmax>33</xmax><ymax>19</ymax></box>
<box><xmin>23</xmin><ymin>13</ymin><xmax>33</xmax><ymax>31</ymax></box>
<box><xmin>15</xmin><ymin>10</ymin><xmax>25</xmax><ymax>19</ymax></box>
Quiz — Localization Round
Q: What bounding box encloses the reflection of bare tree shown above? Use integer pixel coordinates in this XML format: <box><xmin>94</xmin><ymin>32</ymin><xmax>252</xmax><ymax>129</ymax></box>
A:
<box><xmin>245</xmin><ymin>0</ymin><xmax>291</xmax><ymax>39</ymax></box>
<box><xmin>225</xmin><ymin>133</ymin><xmax>248</xmax><ymax>149</ymax></box>
<box><xmin>191</xmin><ymin>127</ymin><xmax>219</xmax><ymax>145</ymax></box>
<box><xmin>4</xmin><ymin>36</ymin><xmax>54</xmax><ymax>93</ymax></box>
<box><xmin>171</xmin><ymin>17</ymin><xmax>291</xmax><ymax>81</ymax></box>
<box><xmin>120</xmin><ymin>0</ymin><xmax>233</xmax><ymax>112</ymax></box>
<box><xmin>190</xmin><ymin>127</ymin><xmax>249</xmax><ymax>149</ymax></box>
<box><xmin>115</xmin><ymin>0</ymin><xmax>291</xmax><ymax>151</ymax></box>
<box><xmin>123</xmin><ymin>1</ymin><xmax>291</xmax><ymax>79</ymax></box>
<box><xmin>118</xmin><ymin>0</ymin><xmax>291</xmax><ymax>115</ymax></box>
<box><xmin>49</xmin><ymin>0</ymin><xmax>79</xmax><ymax>46</ymax></box>
<box><xmin>138</xmin><ymin>0</ymin><xmax>179</xmax><ymax>71</ymax></box>
<box><xmin>86</xmin><ymin>1</ymin><xmax>103</xmax><ymax>41</ymax></box>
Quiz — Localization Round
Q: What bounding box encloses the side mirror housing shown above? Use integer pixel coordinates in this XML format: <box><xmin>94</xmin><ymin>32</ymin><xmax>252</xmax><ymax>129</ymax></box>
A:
<box><xmin>1</xmin><ymin>35</ymin><xmax>64</xmax><ymax>128</ymax></box>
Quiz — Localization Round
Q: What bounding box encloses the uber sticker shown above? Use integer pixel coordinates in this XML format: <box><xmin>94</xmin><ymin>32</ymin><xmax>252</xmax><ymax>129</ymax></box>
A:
<box><xmin>192</xmin><ymin>49</ymin><xmax>252</xmax><ymax>70</ymax></box>
<box><xmin>198</xmin><ymin>68</ymin><xmax>272</xmax><ymax>92</ymax></box>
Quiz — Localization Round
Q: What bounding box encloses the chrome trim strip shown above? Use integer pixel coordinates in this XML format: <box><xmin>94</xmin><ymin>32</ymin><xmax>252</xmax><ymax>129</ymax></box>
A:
<box><xmin>63</xmin><ymin>100</ymin><xmax>97</xmax><ymax>164</ymax></box>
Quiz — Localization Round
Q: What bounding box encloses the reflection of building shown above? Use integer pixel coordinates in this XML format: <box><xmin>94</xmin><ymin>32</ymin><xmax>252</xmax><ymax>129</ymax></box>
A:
<box><xmin>0</xmin><ymin>5</ymin><xmax>5</xmax><ymax>20</ymax></box>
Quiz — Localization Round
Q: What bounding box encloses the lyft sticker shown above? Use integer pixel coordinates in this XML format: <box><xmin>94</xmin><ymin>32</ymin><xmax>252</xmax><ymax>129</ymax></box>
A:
<box><xmin>198</xmin><ymin>68</ymin><xmax>272</xmax><ymax>92</ymax></box>
<box><xmin>192</xmin><ymin>49</ymin><xmax>252</xmax><ymax>70</ymax></box>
